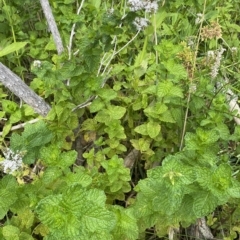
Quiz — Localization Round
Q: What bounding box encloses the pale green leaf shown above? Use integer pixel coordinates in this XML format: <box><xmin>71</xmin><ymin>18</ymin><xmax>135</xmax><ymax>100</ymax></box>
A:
<box><xmin>159</xmin><ymin>110</ymin><xmax>176</xmax><ymax>123</ymax></box>
<box><xmin>40</xmin><ymin>145</ymin><xmax>76</xmax><ymax>168</ymax></box>
<box><xmin>98</xmin><ymin>89</ymin><xmax>117</xmax><ymax>101</ymax></box>
<box><xmin>86</xmin><ymin>188</ymin><xmax>107</xmax><ymax>207</ymax></box>
<box><xmin>82</xmin><ymin>205</ymin><xmax>116</xmax><ymax>232</ymax></box>
<box><xmin>193</xmin><ymin>191</ymin><xmax>218</xmax><ymax>217</ymax></box>
<box><xmin>147</xmin><ymin>121</ymin><xmax>161</xmax><ymax>138</ymax></box>
<box><xmin>64</xmin><ymin>170</ymin><xmax>92</xmax><ymax>187</ymax></box>
<box><xmin>153</xmin><ymin>185</ymin><xmax>183</xmax><ymax>215</ymax></box>
<box><xmin>16</xmin><ymin>208</ymin><xmax>35</xmax><ymax>229</ymax></box>
<box><xmin>196</xmin><ymin>128</ymin><xmax>219</xmax><ymax>144</ymax></box>
<box><xmin>134</xmin><ymin>123</ymin><xmax>148</xmax><ymax>135</ymax></box>
<box><xmin>0</xmin><ymin>175</ymin><xmax>18</xmax><ymax>219</ymax></box>
<box><xmin>41</xmin><ymin>167</ymin><xmax>63</xmax><ymax>184</ymax></box>
<box><xmin>19</xmin><ymin>232</ymin><xmax>35</xmax><ymax>240</ymax></box>
<box><xmin>89</xmin><ymin>0</ymin><xmax>101</xmax><ymax>9</ymax></box>
<box><xmin>37</xmin><ymin>186</ymin><xmax>116</xmax><ymax>238</ymax></box>
<box><xmin>2</xmin><ymin>225</ymin><xmax>20</xmax><ymax>238</ymax></box>
<box><xmin>2</xmin><ymin>123</ymin><xmax>12</xmax><ymax>138</ymax></box>
<box><xmin>227</xmin><ymin>23</ymin><xmax>240</xmax><ymax>32</ymax></box>
<box><xmin>60</xmin><ymin>150</ymin><xmax>77</xmax><ymax>168</ymax></box>
<box><xmin>131</xmin><ymin>138</ymin><xmax>151</xmax><ymax>152</ymax></box>
<box><xmin>111</xmin><ymin>206</ymin><xmax>138</xmax><ymax>240</ymax></box>
<box><xmin>144</xmin><ymin>103</ymin><xmax>168</xmax><ymax>119</ymax></box>
<box><xmin>142</xmin><ymin>85</ymin><xmax>156</xmax><ymax>95</ymax></box>
<box><xmin>107</xmin><ymin>105</ymin><xmax>126</xmax><ymax>119</ymax></box>
<box><xmin>94</xmin><ymin>110</ymin><xmax>109</xmax><ymax>123</ymax></box>
<box><xmin>228</xmin><ymin>180</ymin><xmax>240</xmax><ymax>198</ymax></box>
<box><xmin>0</xmin><ymin>42</ymin><xmax>28</xmax><ymax>57</ymax></box>
<box><xmin>215</xmin><ymin>123</ymin><xmax>230</xmax><ymax>140</ymax></box>
<box><xmin>157</xmin><ymin>81</ymin><xmax>183</xmax><ymax>98</ymax></box>
<box><xmin>89</xmin><ymin>99</ymin><xmax>105</xmax><ymax>113</ymax></box>
<box><xmin>45</xmin><ymin>39</ymin><xmax>56</xmax><ymax>51</ymax></box>
<box><xmin>163</xmin><ymin>60</ymin><xmax>187</xmax><ymax>80</ymax></box>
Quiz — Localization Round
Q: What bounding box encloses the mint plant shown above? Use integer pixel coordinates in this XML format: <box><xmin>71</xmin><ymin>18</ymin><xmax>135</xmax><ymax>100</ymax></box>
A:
<box><xmin>1</xmin><ymin>0</ymin><xmax>240</xmax><ymax>239</ymax></box>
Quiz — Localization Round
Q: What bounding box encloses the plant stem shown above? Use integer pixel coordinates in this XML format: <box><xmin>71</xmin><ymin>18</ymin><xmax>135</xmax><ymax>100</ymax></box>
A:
<box><xmin>179</xmin><ymin>0</ymin><xmax>207</xmax><ymax>150</ymax></box>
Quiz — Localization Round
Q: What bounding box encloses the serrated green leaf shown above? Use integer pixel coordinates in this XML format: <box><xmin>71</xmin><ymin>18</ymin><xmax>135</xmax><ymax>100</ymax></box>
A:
<box><xmin>0</xmin><ymin>42</ymin><xmax>28</xmax><ymax>57</ymax></box>
<box><xmin>111</xmin><ymin>206</ymin><xmax>138</xmax><ymax>240</ymax></box>
<box><xmin>42</xmin><ymin>167</ymin><xmax>63</xmax><ymax>184</ymax></box>
<box><xmin>94</xmin><ymin>110</ymin><xmax>109</xmax><ymax>123</ymax></box>
<box><xmin>81</xmin><ymin>119</ymin><xmax>98</xmax><ymax>131</ymax></box>
<box><xmin>176</xmin><ymin>195</ymin><xmax>196</xmax><ymax>226</ymax></box>
<box><xmin>33</xmin><ymin>224</ymin><xmax>49</xmax><ymax>238</ymax></box>
<box><xmin>98</xmin><ymin>88</ymin><xmax>117</xmax><ymax>101</ymax></box>
<box><xmin>195</xmin><ymin>167</ymin><xmax>212</xmax><ymax>189</ymax></box>
<box><xmin>144</xmin><ymin>103</ymin><xmax>168</xmax><ymax>119</ymax></box>
<box><xmin>163</xmin><ymin>60</ymin><xmax>187</xmax><ymax>80</ymax></box>
<box><xmin>228</xmin><ymin>180</ymin><xmax>240</xmax><ymax>198</ymax></box>
<box><xmin>153</xmin><ymin>156</ymin><xmax>196</xmax><ymax>186</ymax></box>
<box><xmin>37</xmin><ymin>186</ymin><xmax>116</xmax><ymax>238</ymax></box>
<box><xmin>142</xmin><ymin>85</ymin><xmax>157</xmax><ymax>95</ymax></box>
<box><xmin>216</xmin><ymin>123</ymin><xmax>230</xmax><ymax>140</ymax></box>
<box><xmin>40</xmin><ymin>145</ymin><xmax>60</xmax><ymax>166</ymax></box>
<box><xmin>15</xmin><ymin>207</ymin><xmax>35</xmax><ymax>229</ymax></box>
<box><xmin>86</xmin><ymin>188</ymin><xmax>107</xmax><ymax>207</ymax></box>
<box><xmin>135</xmin><ymin>178</ymin><xmax>159</xmax><ymax>198</ymax></box>
<box><xmin>9</xmin><ymin>109</ymin><xmax>22</xmax><ymax>124</ymax></box>
<box><xmin>104</xmin><ymin>119</ymin><xmax>126</xmax><ymax>139</ymax></box>
<box><xmin>89</xmin><ymin>98</ymin><xmax>105</xmax><ymax>113</ymax></box>
<box><xmin>45</xmin><ymin>39</ymin><xmax>56</xmax><ymax>51</ymax></box>
<box><xmin>134</xmin><ymin>123</ymin><xmax>148</xmax><ymax>135</ymax></box>
<box><xmin>2</xmin><ymin>225</ymin><xmax>20</xmax><ymax>239</ymax></box>
<box><xmin>0</xmin><ymin>175</ymin><xmax>18</xmax><ymax>219</ymax></box>
<box><xmin>132</xmin><ymin>98</ymin><xmax>144</xmax><ymax>110</ymax></box>
<box><xmin>131</xmin><ymin>138</ymin><xmax>151</xmax><ymax>152</ymax></box>
<box><xmin>107</xmin><ymin>105</ymin><xmax>126</xmax><ymax>119</ymax></box>
<box><xmin>193</xmin><ymin>191</ymin><xmax>218</xmax><ymax>217</ymax></box>
<box><xmin>10</xmin><ymin>120</ymin><xmax>52</xmax><ymax>164</ymax></box>
<box><xmin>60</xmin><ymin>150</ymin><xmax>77</xmax><ymax>168</ymax></box>
<box><xmin>1</xmin><ymin>99</ymin><xmax>18</xmax><ymax>113</ymax></box>
<box><xmin>40</xmin><ymin>145</ymin><xmax>77</xmax><ymax>168</ymax></box>
<box><xmin>159</xmin><ymin>110</ymin><xmax>176</xmax><ymax>123</ymax></box>
<box><xmin>157</xmin><ymin>81</ymin><xmax>183</xmax><ymax>98</ymax></box>
<box><xmin>153</xmin><ymin>185</ymin><xmax>183</xmax><ymax>215</ymax></box>
<box><xmin>64</xmin><ymin>169</ymin><xmax>92</xmax><ymax>187</ymax></box>
<box><xmin>36</xmin><ymin>194</ymin><xmax>70</xmax><ymax>231</ymax></box>
<box><xmin>196</xmin><ymin>128</ymin><xmax>219</xmax><ymax>145</ymax></box>
<box><xmin>82</xmin><ymin>204</ymin><xmax>116</xmax><ymax>233</ymax></box>
<box><xmin>147</xmin><ymin>121</ymin><xmax>161</xmax><ymax>138</ymax></box>
<box><xmin>184</xmin><ymin>132</ymin><xmax>199</xmax><ymax>150</ymax></box>
<box><xmin>212</xmin><ymin>164</ymin><xmax>232</xmax><ymax>191</ymax></box>
<box><xmin>19</xmin><ymin>232</ymin><xmax>34</xmax><ymax>240</ymax></box>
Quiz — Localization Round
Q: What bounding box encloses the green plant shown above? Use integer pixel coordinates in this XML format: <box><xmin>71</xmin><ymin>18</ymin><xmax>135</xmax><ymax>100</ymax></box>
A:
<box><xmin>1</xmin><ymin>0</ymin><xmax>240</xmax><ymax>239</ymax></box>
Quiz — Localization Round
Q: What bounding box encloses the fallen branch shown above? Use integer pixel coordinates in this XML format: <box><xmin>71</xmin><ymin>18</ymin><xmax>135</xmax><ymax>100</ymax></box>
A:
<box><xmin>226</xmin><ymin>88</ymin><xmax>240</xmax><ymax>125</ymax></box>
<box><xmin>0</xmin><ymin>62</ymin><xmax>51</xmax><ymax>117</ymax></box>
<box><xmin>124</xmin><ymin>149</ymin><xmax>140</xmax><ymax>169</ymax></box>
<box><xmin>217</xmin><ymin>78</ymin><xmax>240</xmax><ymax>125</ymax></box>
<box><xmin>187</xmin><ymin>217</ymin><xmax>214</xmax><ymax>239</ymax></box>
<box><xmin>39</xmin><ymin>0</ymin><xmax>64</xmax><ymax>55</ymax></box>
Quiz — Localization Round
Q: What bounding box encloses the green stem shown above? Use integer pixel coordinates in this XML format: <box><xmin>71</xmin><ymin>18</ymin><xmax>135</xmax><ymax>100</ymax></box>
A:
<box><xmin>179</xmin><ymin>0</ymin><xmax>207</xmax><ymax>150</ymax></box>
<box><xmin>2</xmin><ymin>0</ymin><xmax>24</xmax><ymax>80</ymax></box>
